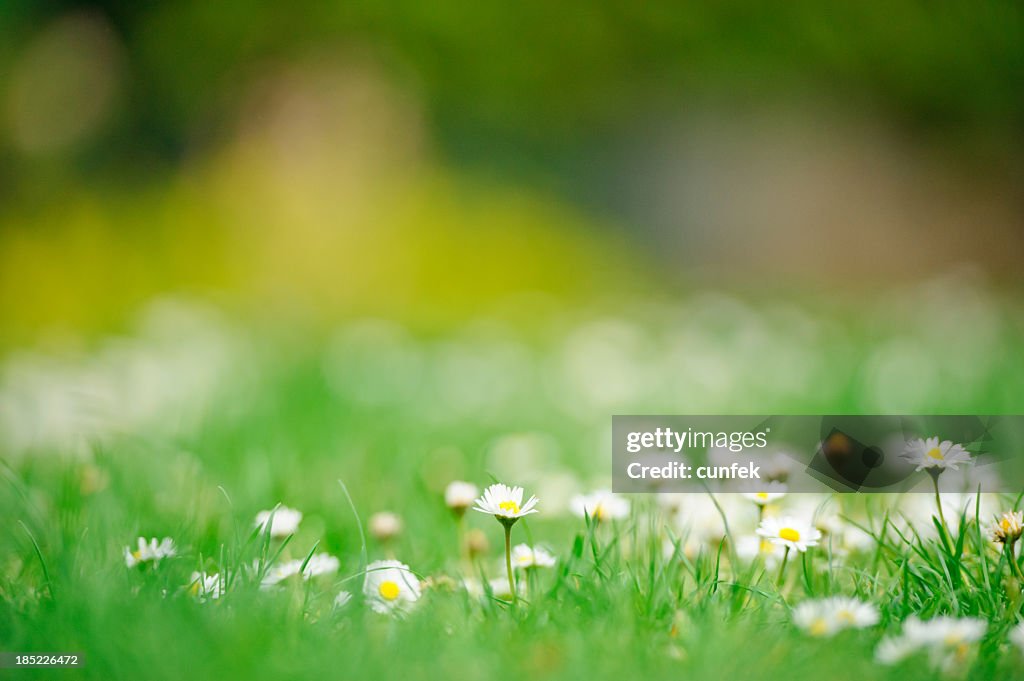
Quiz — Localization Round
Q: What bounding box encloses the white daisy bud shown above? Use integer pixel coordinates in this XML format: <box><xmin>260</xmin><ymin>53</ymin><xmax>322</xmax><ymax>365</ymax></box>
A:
<box><xmin>369</xmin><ymin>511</ymin><xmax>403</xmax><ymax>541</ymax></box>
<box><xmin>989</xmin><ymin>510</ymin><xmax>1024</xmax><ymax>544</ymax></box>
<box><xmin>444</xmin><ymin>481</ymin><xmax>478</xmax><ymax>515</ymax></box>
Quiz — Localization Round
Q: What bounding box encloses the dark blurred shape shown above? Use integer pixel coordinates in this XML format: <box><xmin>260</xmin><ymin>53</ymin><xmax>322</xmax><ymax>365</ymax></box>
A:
<box><xmin>5</xmin><ymin>11</ymin><xmax>123</xmax><ymax>156</ymax></box>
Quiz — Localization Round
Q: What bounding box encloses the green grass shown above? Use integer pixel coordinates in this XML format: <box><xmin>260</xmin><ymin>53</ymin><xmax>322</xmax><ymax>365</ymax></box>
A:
<box><xmin>2</xmin><ymin>292</ymin><xmax>1024</xmax><ymax>680</ymax></box>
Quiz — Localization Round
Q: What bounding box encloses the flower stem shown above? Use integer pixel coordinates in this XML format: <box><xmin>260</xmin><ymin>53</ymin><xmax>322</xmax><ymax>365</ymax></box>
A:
<box><xmin>777</xmin><ymin>546</ymin><xmax>791</xmax><ymax>587</ymax></box>
<box><xmin>1009</xmin><ymin>541</ymin><xmax>1024</xmax><ymax>583</ymax></box>
<box><xmin>931</xmin><ymin>471</ymin><xmax>949</xmax><ymax>539</ymax></box>
<box><xmin>456</xmin><ymin>514</ymin><xmax>470</xmax><ymax>576</ymax></box>
<box><xmin>504</xmin><ymin>524</ymin><xmax>516</xmax><ymax>605</ymax></box>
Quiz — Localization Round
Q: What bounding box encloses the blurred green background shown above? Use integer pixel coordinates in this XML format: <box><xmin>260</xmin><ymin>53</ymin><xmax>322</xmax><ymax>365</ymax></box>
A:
<box><xmin>0</xmin><ymin>0</ymin><xmax>1022</xmax><ymax>348</ymax></box>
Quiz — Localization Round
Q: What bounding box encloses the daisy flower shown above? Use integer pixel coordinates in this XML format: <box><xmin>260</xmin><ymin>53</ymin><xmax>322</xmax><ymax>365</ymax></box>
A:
<box><xmin>569</xmin><ymin>490</ymin><xmax>630</xmax><ymax>522</ymax></box>
<box><xmin>124</xmin><ymin>537</ymin><xmax>176</xmax><ymax>568</ymax></box>
<box><xmin>188</xmin><ymin>571</ymin><xmax>224</xmax><ymax>601</ymax></box>
<box><xmin>900</xmin><ymin>439</ymin><xmax>973</xmax><ymax>537</ymax></box>
<box><xmin>741</xmin><ymin>481</ymin><xmax>788</xmax><ymax>507</ymax></box>
<box><xmin>989</xmin><ymin>510</ymin><xmax>1024</xmax><ymax>544</ymax></box>
<box><xmin>901</xmin><ymin>436</ymin><xmax>972</xmax><ymax>472</ymax></box>
<box><xmin>254</xmin><ymin>506</ymin><xmax>303</xmax><ymax>538</ymax></box>
<box><xmin>445</xmin><ymin>481</ymin><xmax>478</xmax><ymax>515</ymax></box>
<box><xmin>363</xmin><ymin>559</ymin><xmax>421</xmax><ymax>615</ymax></box>
<box><xmin>472</xmin><ymin>483</ymin><xmax>539</xmax><ymax>523</ymax></box>
<box><xmin>511</xmin><ymin>544</ymin><xmax>556</xmax><ymax>570</ymax></box>
<box><xmin>756</xmin><ymin>516</ymin><xmax>822</xmax><ymax>553</ymax></box>
<box><xmin>473</xmin><ymin>483</ymin><xmax>539</xmax><ymax>603</ymax></box>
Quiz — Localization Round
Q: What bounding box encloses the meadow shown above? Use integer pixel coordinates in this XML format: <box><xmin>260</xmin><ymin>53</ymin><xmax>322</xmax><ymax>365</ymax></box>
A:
<box><xmin>1</xmin><ymin>279</ymin><xmax>1024</xmax><ymax>681</ymax></box>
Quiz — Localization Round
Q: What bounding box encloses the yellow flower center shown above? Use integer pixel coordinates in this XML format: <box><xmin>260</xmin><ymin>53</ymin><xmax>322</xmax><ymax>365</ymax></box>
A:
<box><xmin>809</xmin><ymin>618</ymin><xmax>829</xmax><ymax>636</ymax></box>
<box><xmin>755</xmin><ymin>493</ymin><xmax>769</xmax><ymax>501</ymax></box>
<box><xmin>759</xmin><ymin>540</ymin><xmax>774</xmax><ymax>554</ymax></box>
<box><xmin>779</xmin><ymin>528</ymin><xmax>801</xmax><ymax>543</ymax></box>
<box><xmin>498</xmin><ymin>500</ymin><xmax>520</xmax><ymax>515</ymax></box>
<box><xmin>378</xmin><ymin>580</ymin><xmax>401</xmax><ymax>601</ymax></box>
<box><xmin>593</xmin><ymin>503</ymin><xmax>607</xmax><ymax>521</ymax></box>
<box><xmin>1002</xmin><ymin>518</ymin><xmax>1012</xmax><ymax>531</ymax></box>
<box><xmin>836</xmin><ymin>610</ymin><xmax>855</xmax><ymax>623</ymax></box>
<box><xmin>927</xmin><ymin>447</ymin><xmax>944</xmax><ymax>460</ymax></box>
<box><xmin>132</xmin><ymin>550</ymin><xmax>141</xmax><ymax>559</ymax></box>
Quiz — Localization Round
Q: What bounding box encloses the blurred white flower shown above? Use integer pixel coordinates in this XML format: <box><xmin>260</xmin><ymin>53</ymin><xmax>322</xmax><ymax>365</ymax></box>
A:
<box><xmin>188</xmin><ymin>571</ymin><xmax>224</xmax><ymax>601</ymax></box>
<box><xmin>570</xmin><ymin>490</ymin><xmax>630</xmax><ymax>522</ymax></box>
<box><xmin>655</xmin><ymin>493</ymin><xmax>687</xmax><ymax>515</ymax></box>
<box><xmin>444</xmin><ymin>481</ymin><xmax>478</xmax><ymax>514</ymax></box>
<box><xmin>904</xmin><ymin>616</ymin><xmax>987</xmax><ymax>648</ymax></box>
<box><xmin>877</xmin><ymin>616</ymin><xmax>986</xmax><ymax>671</ymax></box>
<box><xmin>682</xmin><ymin>494</ymin><xmax>752</xmax><ymax>542</ymax></box>
<box><xmin>762</xmin><ymin>451</ymin><xmax>798</xmax><ymax>483</ymax></box>
<box><xmin>473</xmin><ymin>483</ymin><xmax>539</xmax><ymax>523</ymax></box>
<box><xmin>876</xmin><ymin>635</ymin><xmax>919</xmax><ymax>664</ymax></box>
<box><xmin>363</xmin><ymin>560</ymin><xmax>420</xmax><ymax>615</ymax></box>
<box><xmin>828</xmin><ymin>597</ymin><xmax>880</xmax><ymax>629</ymax></box>
<box><xmin>1009</xmin><ymin>622</ymin><xmax>1024</xmax><ymax>654</ymax></box>
<box><xmin>260</xmin><ymin>561</ymin><xmax>297</xmax><ymax>587</ymax></box>
<box><xmin>833</xmin><ymin>522</ymin><xmax>877</xmax><ymax>556</ymax></box>
<box><xmin>461</xmin><ymin>578</ymin><xmax>484</xmax><ymax>598</ymax></box>
<box><xmin>792</xmin><ymin>601</ymin><xmax>833</xmax><ymax>637</ymax></box>
<box><xmin>301</xmin><ymin>553</ymin><xmax>341</xmax><ymax>578</ymax></box>
<box><xmin>369</xmin><ymin>512</ymin><xmax>403</xmax><ymax>541</ymax></box>
<box><xmin>486</xmin><ymin>577</ymin><xmax>523</xmax><ymax>600</ymax></box>
<box><xmin>334</xmin><ymin>590</ymin><xmax>353</xmax><ymax>609</ymax></box>
<box><xmin>511</xmin><ymin>544</ymin><xmax>556</xmax><ymax>570</ymax></box>
<box><xmin>741</xmin><ymin>481</ymin><xmax>787</xmax><ymax>506</ymax></box>
<box><xmin>757</xmin><ymin>516</ymin><xmax>821</xmax><ymax>553</ymax></box>
<box><xmin>735</xmin><ymin>535</ymin><xmax>783</xmax><ymax>567</ymax></box>
<box><xmin>261</xmin><ymin>553</ymin><xmax>340</xmax><ymax>587</ymax></box>
<box><xmin>254</xmin><ymin>506</ymin><xmax>303</xmax><ymax>538</ymax></box>
<box><xmin>124</xmin><ymin>537</ymin><xmax>176</xmax><ymax>568</ymax></box>
<box><xmin>464</xmin><ymin>576</ymin><xmax>523</xmax><ymax>600</ymax></box>
<box><xmin>901</xmin><ymin>437</ymin><xmax>972</xmax><ymax>472</ymax></box>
